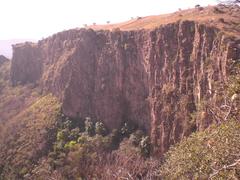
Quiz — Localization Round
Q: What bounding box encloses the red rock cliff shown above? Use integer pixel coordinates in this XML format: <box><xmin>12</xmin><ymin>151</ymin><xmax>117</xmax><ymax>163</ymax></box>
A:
<box><xmin>10</xmin><ymin>20</ymin><xmax>240</xmax><ymax>155</ymax></box>
<box><xmin>11</xmin><ymin>42</ymin><xmax>42</xmax><ymax>85</ymax></box>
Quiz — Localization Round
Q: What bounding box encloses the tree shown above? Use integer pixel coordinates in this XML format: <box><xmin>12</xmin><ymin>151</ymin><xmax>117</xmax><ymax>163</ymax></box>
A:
<box><xmin>95</xmin><ymin>121</ymin><xmax>107</xmax><ymax>136</ymax></box>
<box><xmin>129</xmin><ymin>130</ymin><xmax>144</xmax><ymax>146</ymax></box>
<box><xmin>195</xmin><ymin>4</ymin><xmax>201</xmax><ymax>8</ymax></box>
<box><xmin>57</xmin><ymin>129</ymin><xmax>69</xmax><ymax>142</ymax></box>
<box><xmin>69</xmin><ymin>128</ymin><xmax>80</xmax><ymax>140</ymax></box>
<box><xmin>84</xmin><ymin>117</ymin><xmax>95</xmax><ymax>136</ymax></box>
<box><xmin>140</xmin><ymin>136</ymin><xmax>151</xmax><ymax>157</ymax></box>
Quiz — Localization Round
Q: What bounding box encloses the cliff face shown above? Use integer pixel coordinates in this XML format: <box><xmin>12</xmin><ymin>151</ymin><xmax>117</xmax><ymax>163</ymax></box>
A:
<box><xmin>10</xmin><ymin>20</ymin><xmax>240</xmax><ymax>155</ymax></box>
<box><xmin>10</xmin><ymin>42</ymin><xmax>42</xmax><ymax>85</ymax></box>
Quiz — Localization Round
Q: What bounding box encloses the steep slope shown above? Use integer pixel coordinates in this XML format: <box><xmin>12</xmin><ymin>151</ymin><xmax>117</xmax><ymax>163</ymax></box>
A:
<box><xmin>0</xmin><ymin>4</ymin><xmax>239</xmax><ymax>180</ymax></box>
<box><xmin>160</xmin><ymin>120</ymin><xmax>240</xmax><ymax>179</ymax></box>
<box><xmin>0</xmin><ymin>60</ymin><xmax>61</xmax><ymax>178</ymax></box>
<box><xmin>9</xmin><ymin>5</ymin><xmax>240</xmax><ymax>156</ymax></box>
<box><xmin>0</xmin><ymin>60</ymin><xmax>40</xmax><ymax>123</ymax></box>
<box><xmin>0</xmin><ymin>95</ymin><xmax>61</xmax><ymax>178</ymax></box>
<box><xmin>10</xmin><ymin>17</ymin><xmax>240</xmax><ymax>157</ymax></box>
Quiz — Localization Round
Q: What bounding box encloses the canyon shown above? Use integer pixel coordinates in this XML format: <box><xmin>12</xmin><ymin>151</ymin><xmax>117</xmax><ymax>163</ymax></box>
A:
<box><xmin>10</xmin><ymin>19</ymin><xmax>240</xmax><ymax>155</ymax></box>
<box><xmin>0</xmin><ymin>5</ymin><xmax>240</xmax><ymax>179</ymax></box>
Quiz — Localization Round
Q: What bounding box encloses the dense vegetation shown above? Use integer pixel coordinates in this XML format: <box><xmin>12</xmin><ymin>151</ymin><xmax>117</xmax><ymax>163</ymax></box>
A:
<box><xmin>159</xmin><ymin>120</ymin><xmax>240</xmax><ymax>179</ymax></box>
<box><xmin>0</xmin><ymin>6</ymin><xmax>239</xmax><ymax>178</ymax></box>
<box><xmin>27</xmin><ymin>113</ymin><xmax>155</xmax><ymax>179</ymax></box>
<box><xmin>159</xmin><ymin>58</ymin><xmax>240</xmax><ymax>179</ymax></box>
<box><xmin>27</xmin><ymin>113</ymin><xmax>240</xmax><ymax>179</ymax></box>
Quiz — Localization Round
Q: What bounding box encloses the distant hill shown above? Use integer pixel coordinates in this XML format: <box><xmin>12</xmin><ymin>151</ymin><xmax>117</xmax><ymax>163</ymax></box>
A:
<box><xmin>0</xmin><ymin>39</ymin><xmax>36</xmax><ymax>59</ymax></box>
<box><xmin>0</xmin><ymin>55</ymin><xmax>9</xmax><ymax>65</ymax></box>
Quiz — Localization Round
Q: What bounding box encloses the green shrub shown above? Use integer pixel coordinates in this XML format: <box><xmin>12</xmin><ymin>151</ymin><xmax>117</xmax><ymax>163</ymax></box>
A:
<box><xmin>129</xmin><ymin>130</ymin><xmax>144</xmax><ymax>146</ymax></box>
<box><xmin>64</xmin><ymin>141</ymin><xmax>77</xmax><ymax>150</ymax></box>
<box><xmin>109</xmin><ymin>129</ymin><xmax>121</xmax><ymax>149</ymax></box>
<box><xmin>54</xmin><ymin>141</ymin><xmax>65</xmax><ymax>152</ymax></box>
<box><xmin>140</xmin><ymin>136</ymin><xmax>151</xmax><ymax>157</ymax></box>
<box><xmin>69</xmin><ymin>128</ymin><xmax>80</xmax><ymax>140</ymax></box>
<box><xmin>63</xmin><ymin>118</ymin><xmax>72</xmax><ymax>129</ymax></box>
<box><xmin>77</xmin><ymin>133</ymin><xmax>89</xmax><ymax>144</ymax></box>
<box><xmin>84</xmin><ymin>117</ymin><xmax>95</xmax><ymax>136</ymax></box>
<box><xmin>159</xmin><ymin>120</ymin><xmax>240</xmax><ymax>179</ymax></box>
<box><xmin>19</xmin><ymin>167</ymin><xmax>28</xmax><ymax>176</ymax></box>
<box><xmin>120</xmin><ymin>122</ymin><xmax>136</xmax><ymax>136</ymax></box>
<box><xmin>57</xmin><ymin>129</ymin><xmax>69</xmax><ymax>142</ymax></box>
<box><xmin>95</xmin><ymin>121</ymin><xmax>107</xmax><ymax>136</ymax></box>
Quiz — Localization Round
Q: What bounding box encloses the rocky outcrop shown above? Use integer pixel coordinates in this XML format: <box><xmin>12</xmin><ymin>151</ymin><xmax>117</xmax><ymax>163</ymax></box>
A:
<box><xmin>10</xmin><ymin>42</ymin><xmax>42</xmax><ymax>85</ymax></box>
<box><xmin>10</xmin><ymin>20</ymin><xmax>240</xmax><ymax>155</ymax></box>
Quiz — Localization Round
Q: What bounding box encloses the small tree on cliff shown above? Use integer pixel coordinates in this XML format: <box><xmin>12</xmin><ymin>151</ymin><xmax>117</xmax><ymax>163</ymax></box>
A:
<box><xmin>95</xmin><ymin>121</ymin><xmax>107</xmax><ymax>136</ymax></box>
<box><xmin>84</xmin><ymin>117</ymin><xmax>95</xmax><ymax>136</ymax></box>
<box><xmin>140</xmin><ymin>136</ymin><xmax>151</xmax><ymax>157</ymax></box>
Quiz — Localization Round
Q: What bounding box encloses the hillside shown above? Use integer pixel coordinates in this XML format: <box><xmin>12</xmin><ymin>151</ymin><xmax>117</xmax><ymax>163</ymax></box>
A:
<box><xmin>0</xmin><ymin>4</ymin><xmax>239</xmax><ymax>179</ymax></box>
<box><xmin>89</xmin><ymin>5</ymin><xmax>240</xmax><ymax>36</ymax></box>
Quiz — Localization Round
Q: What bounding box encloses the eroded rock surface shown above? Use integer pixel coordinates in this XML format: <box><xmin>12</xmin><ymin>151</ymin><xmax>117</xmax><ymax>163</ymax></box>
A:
<box><xmin>10</xmin><ymin>20</ymin><xmax>240</xmax><ymax>155</ymax></box>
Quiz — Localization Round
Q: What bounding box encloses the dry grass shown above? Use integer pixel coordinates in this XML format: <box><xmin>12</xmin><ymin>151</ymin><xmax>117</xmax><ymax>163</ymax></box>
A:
<box><xmin>0</xmin><ymin>61</ymin><xmax>41</xmax><ymax>123</ymax></box>
<box><xmin>0</xmin><ymin>62</ymin><xmax>61</xmax><ymax>178</ymax></box>
<box><xmin>88</xmin><ymin>5</ymin><xmax>240</xmax><ymax>37</ymax></box>
<box><xmin>0</xmin><ymin>94</ymin><xmax>61</xmax><ymax>178</ymax></box>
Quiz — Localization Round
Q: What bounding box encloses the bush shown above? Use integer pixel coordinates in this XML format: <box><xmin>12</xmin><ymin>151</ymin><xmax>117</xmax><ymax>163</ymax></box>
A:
<box><xmin>84</xmin><ymin>117</ymin><xmax>95</xmax><ymax>136</ymax></box>
<box><xmin>46</xmin><ymin>114</ymin><xmax>156</xmax><ymax>179</ymax></box>
<box><xmin>140</xmin><ymin>136</ymin><xmax>151</xmax><ymax>157</ymax></box>
<box><xmin>95</xmin><ymin>121</ymin><xmax>107</xmax><ymax>136</ymax></box>
<box><xmin>120</xmin><ymin>122</ymin><xmax>136</xmax><ymax>137</ymax></box>
<box><xmin>77</xmin><ymin>133</ymin><xmax>89</xmax><ymax>144</ymax></box>
<box><xmin>63</xmin><ymin>118</ymin><xmax>72</xmax><ymax>129</ymax></box>
<box><xmin>109</xmin><ymin>129</ymin><xmax>121</xmax><ymax>149</ymax></box>
<box><xmin>64</xmin><ymin>141</ymin><xmax>77</xmax><ymax>150</ymax></box>
<box><xmin>69</xmin><ymin>128</ymin><xmax>80</xmax><ymax>141</ymax></box>
<box><xmin>129</xmin><ymin>130</ymin><xmax>144</xmax><ymax>146</ymax></box>
<box><xmin>54</xmin><ymin>141</ymin><xmax>65</xmax><ymax>152</ymax></box>
<box><xmin>159</xmin><ymin>120</ymin><xmax>240</xmax><ymax>179</ymax></box>
<box><xmin>57</xmin><ymin>129</ymin><xmax>69</xmax><ymax>142</ymax></box>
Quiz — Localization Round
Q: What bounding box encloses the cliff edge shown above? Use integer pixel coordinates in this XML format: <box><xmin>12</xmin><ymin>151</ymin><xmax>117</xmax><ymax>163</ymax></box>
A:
<box><xmin>10</xmin><ymin>6</ymin><xmax>240</xmax><ymax>155</ymax></box>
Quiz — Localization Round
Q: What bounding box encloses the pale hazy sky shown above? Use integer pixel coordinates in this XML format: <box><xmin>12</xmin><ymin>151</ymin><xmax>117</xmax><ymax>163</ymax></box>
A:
<box><xmin>0</xmin><ymin>0</ymin><xmax>217</xmax><ymax>40</ymax></box>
